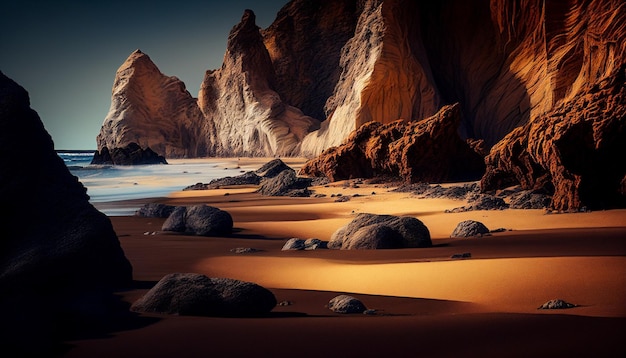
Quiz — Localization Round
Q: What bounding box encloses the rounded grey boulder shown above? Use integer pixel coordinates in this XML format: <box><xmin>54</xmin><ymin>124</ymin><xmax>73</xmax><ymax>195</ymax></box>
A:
<box><xmin>162</xmin><ymin>205</ymin><xmax>233</xmax><ymax>236</ymax></box>
<box><xmin>131</xmin><ymin>273</ymin><xmax>277</xmax><ymax>316</ymax></box>
<box><xmin>135</xmin><ymin>203</ymin><xmax>177</xmax><ymax>218</ymax></box>
<box><xmin>328</xmin><ymin>295</ymin><xmax>367</xmax><ymax>314</ymax></box>
<box><xmin>329</xmin><ymin>213</ymin><xmax>431</xmax><ymax>249</ymax></box>
<box><xmin>450</xmin><ymin>220</ymin><xmax>490</xmax><ymax>238</ymax></box>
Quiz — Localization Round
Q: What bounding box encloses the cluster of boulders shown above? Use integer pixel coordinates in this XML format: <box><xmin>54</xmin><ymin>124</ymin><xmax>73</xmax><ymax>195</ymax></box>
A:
<box><xmin>184</xmin><ymin>159</ymin><xmax>314</xmax><ymax>197</ymax></box>
<box><xmin>91</xmin><ymin>142</ymin><xmax>168</xmax><ymax>165</ymax></box>
<box><xmin>135</xmin><ymin>203</ymin><xmax>233</xmax><ymax>237</ymax></box>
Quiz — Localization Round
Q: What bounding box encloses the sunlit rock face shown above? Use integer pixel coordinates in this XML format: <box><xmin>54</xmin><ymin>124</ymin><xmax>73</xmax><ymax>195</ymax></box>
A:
<box><xmin>198</xmin><ymin>10</ymin><xmax>320</xmax><ymax>157</ymax></box>
<box><xmin>300</xmin><ymin>0</ymin><xmax>442</xmax><ymax>156</ymax></box>
<box><xmin>96</xmin><ymin>50</ymin><xmax>209</xmax><ymax>158</ymax></box>
<box><xmin>300</xmin><ymin>104</ymin><xmax>485</xmax><ymax>183</ymax></box>
<box><xmin>96</xmin><ymin>0</ymin><xmax>624</xmax><ymax>174</ymax></box>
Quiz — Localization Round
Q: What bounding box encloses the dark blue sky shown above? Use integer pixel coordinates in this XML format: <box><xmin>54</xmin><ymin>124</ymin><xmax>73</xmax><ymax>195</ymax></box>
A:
<box><xmin>1</xmin><ymin>0</ymin><xmax>288</xmax><ymax>149</ymax></box>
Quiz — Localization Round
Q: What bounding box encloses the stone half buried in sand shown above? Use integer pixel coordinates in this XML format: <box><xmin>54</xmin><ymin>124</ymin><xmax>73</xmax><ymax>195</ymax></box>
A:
<box><xmin>134</xmin><ymin>203</ymin><xmax>177</xmax><ymax>218</ymax></box>
<box><xmin>299</xmin><ymin>103</ymin><xmax>485</xmax><ymax>183</ymax></box>
<box><xmin>328</xmin><ymin>295</ymin><xmax>367</xmax><ymax>314</ymax></box>
<box><xmin>538</xmin><ymin>299</ymin><xmax>577</xmax><ymax>310</ymax></box>
<box><xmin>450</xmin><ymin>220</ymin><xmax>490</xmax><ymax>238</ymax></box>
<box><xmin>91</xmin><ymin>142</ymin><xmax>168</xmax><ymax>165</ymax></box>
<box><xmin>162</xmin><ymin>205</ymin><xmax>233</xmax><ymax>236</ymax></box>
<box><xmin>131</xmin><ymin>273</ymin><xmax>277</xmax><ymax>317</ymax></box>
<box><xmin>329</xmin><ymin>213</ymin><xmax>431</xmax><ymax>249</ymax></box>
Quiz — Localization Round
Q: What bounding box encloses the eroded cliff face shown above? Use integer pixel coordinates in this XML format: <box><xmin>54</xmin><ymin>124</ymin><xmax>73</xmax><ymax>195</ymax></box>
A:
<box><xmin>94</xmin><ymin>0</ymin><xmax>625</xmax><ymax>210</ymax></box>
<box><xmin>198</xmin><ymin>10</ymin><xmax>320</xmax><ymax>157</ymax></box>
<box><xmin>300</xmin><ymin>104</ymin><xmax>485</xmax><ymax>183</ymax></box>
<box><xmin>96</xmin><ymin>50</ymin><xmax>209</xmax><ymax>158</ymax></box>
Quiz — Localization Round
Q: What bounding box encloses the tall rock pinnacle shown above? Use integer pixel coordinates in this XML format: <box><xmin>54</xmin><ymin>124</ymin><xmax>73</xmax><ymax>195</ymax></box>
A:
<box><xmin>96</xmin><ymin>49</ymin><xmax>209</xmax><ymax>158</ymax></box>
<box><xmin>198</xmin><ymin>9</ymin><xmax>320</xmax><ymax>156</ymax></box>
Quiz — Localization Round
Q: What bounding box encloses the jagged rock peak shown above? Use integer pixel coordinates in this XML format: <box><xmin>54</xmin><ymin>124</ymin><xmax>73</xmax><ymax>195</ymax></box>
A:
<box><xmin>197</xmin><ymin>8</ymin><xmax>320</xmax><ymax>157</ymax></box>
<box><xmin>95</xmin><ymin>49</ymin><xmax>209</xmax><ymax>159</ymax></box>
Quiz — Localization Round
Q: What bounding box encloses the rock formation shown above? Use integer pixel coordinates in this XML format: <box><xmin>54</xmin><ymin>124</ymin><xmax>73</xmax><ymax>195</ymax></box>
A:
<box><xmin>162</xmin><ymin>205</ymin><xmax>233</xmax><ymax>236</ymax></box>
<box><xmin>198</xmin><ymin>10</ymin><xmax>320</xmax><ymax>157</ymax></box>
<box><xmin>91</xmin><ymin>142</ymin><xmax>167</xmax><ymax>165</ymax></box>
<box><xmin>481</xmin><ymin>66</ymin><xmax>626</xmax><ymax>211</ymax></box>
<box><xmin>329</xmin><ymin>213</ymin><xmax>431</xmax><ymax>249</ymax></box>
<box><xmin>0</xmin><ymin>71</ymin><xmax>132</xmax><ymax>294</ymax></box>
<box><xmin>1</xmin><ymin>72</ymin><xmax>133</xmax><ymax>354</ymax></box>
<box><xmin>328</xmin><ymin>295</ymin><xmax>367</xmax><ymax>314</ymax></box>
<box><xmin>131</xmin><ymin>273</ymin><xmax>277</xmax><ymax>317</ymax></box>
<box><xmin>94</xmin><ymin>0</ymin><xmax>625</xmax><ymax>209</ymax></box>
<box><xmin>299</xmin><ymin>104</ymin><xmax>485</xmax><ymax>183</ymax></box>
<box><xmin>95</xmin><ymin>49</ymin><xmax>209</xmax><ymax>158</ymax></box>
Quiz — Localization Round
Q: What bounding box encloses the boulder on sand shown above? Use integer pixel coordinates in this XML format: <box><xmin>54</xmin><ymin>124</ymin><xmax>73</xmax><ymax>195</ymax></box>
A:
<box><xmin>131</xmin><ymin>273</ymin><xmax>277</xmax><ymax>317</ymax></box>
<box><xmin>135</xmin><ymin>203</ymin><xmax>177</xmax><ymax>218</ymax></box>
<box><xmin>450</xmin><ymin>220</ymin><xmax>490</xmax><ymax>238</ymax></box>
<box><xmin>328</xmin><ymin>295</ymin><xmax>367</xmax><ymax>314</ymax></box>
<box><xmin>329</xmin><ymin>213</ymin><xmax>431</xmax><ymax>249</ymax></box>
<box><xmin>162</xmin><ymin>205</ymin><xmax>233</xmax><ymax>236</ymax></box>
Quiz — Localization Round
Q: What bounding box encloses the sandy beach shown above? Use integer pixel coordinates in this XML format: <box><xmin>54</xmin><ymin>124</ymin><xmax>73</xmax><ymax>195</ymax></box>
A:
<box><xmin>64</xmin><ymin>159</ymin><xmax>626</xmax><ymax>357</ymax></box>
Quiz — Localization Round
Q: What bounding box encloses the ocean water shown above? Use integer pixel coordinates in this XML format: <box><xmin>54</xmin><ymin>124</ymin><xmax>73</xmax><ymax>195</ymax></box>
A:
<box><xmin>58</xmin><ymin>151</ymin><xmax>249</xmax><ymax>216</ymax></box>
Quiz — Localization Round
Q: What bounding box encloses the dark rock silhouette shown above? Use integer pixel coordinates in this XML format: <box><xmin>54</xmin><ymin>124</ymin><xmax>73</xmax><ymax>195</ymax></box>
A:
<box><xmin>131</xmin><ymin>273</ymin><xmax>277</xmax><ymax>316</ymax></box>
<box><xmin>0</xmin><ymin>71</ymin><xmax>133</xmax><ymax>355</ymax></box>
<box><xmin>91</xmin><ymin>142</ymin><xmax>167</xmax><ymax>165</ymax></box>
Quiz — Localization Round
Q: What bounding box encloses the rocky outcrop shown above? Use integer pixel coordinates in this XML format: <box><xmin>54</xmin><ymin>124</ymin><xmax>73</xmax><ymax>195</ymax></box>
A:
<box><xmin>300</xmin><ymin>0</ymin><xmax>441</xmax><ymax>155</ymax></box>
<box><xmin>95</xmin><ymin>49</ymin><xmax>209</xmax><ymax>159</ymax></box>
<box><xmin>257</xmin><ymin>168</ymin><xmax>312</xmax><ymax>197</ymax></box>
<box><xmin>299</xmin><ymin>104</ymin><xmax>485</xmax><ymax>183</ymax></box>
<box><xmin>1</xmin><ymin>72</ymin><xmax>133</xmax><ymax>354</ymax></box>
<box><xmin>131</xmin><ymin>273</ymin><xmax>277</xmax><ymax>317</ymax></box>
<box><xmin>91</xmin><ymin>142</ymin><xmax>167</xmax><ymax>165</ymax></box>
<box><xmin>94</xmin><ymin>1</ymin><xmax>625</xmax><ymax>211</ymax></box>
<box><xmin>198</xmin><ymin>10</ymin><xmax>320</xmax><ymax>157</ymax></box>
<box><xmin>0</xmin><ymin>72</ymin><xmax>132</xmax><ymax>294</ymax></box>
<box><xmin>481</xmin><ymin>66</ymin><xmax>626</xmax><ymax>211</ymax></box>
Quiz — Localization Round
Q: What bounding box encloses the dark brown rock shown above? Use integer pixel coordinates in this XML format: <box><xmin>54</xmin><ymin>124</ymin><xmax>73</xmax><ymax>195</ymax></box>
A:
<box><xmin>481</xmin><ymin>67</ymin><xmax>626</xmax><ymax>211</ymax></box>
<box><xmin>91</xmin><ymin>142</ymin><xmax>167</xmax><ymax>165</ymax></box>
<box><xmin>300</xmin><ymin>104</ymin><xmax>485</xmax><ymax>183</ymax></box>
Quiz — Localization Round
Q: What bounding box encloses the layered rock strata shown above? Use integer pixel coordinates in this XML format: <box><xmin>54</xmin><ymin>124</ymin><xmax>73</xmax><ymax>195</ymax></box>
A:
<box><xmin>299</xmin><ymin>104</ymin><xmax>485</xmax><ymax>183</ymax></box>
